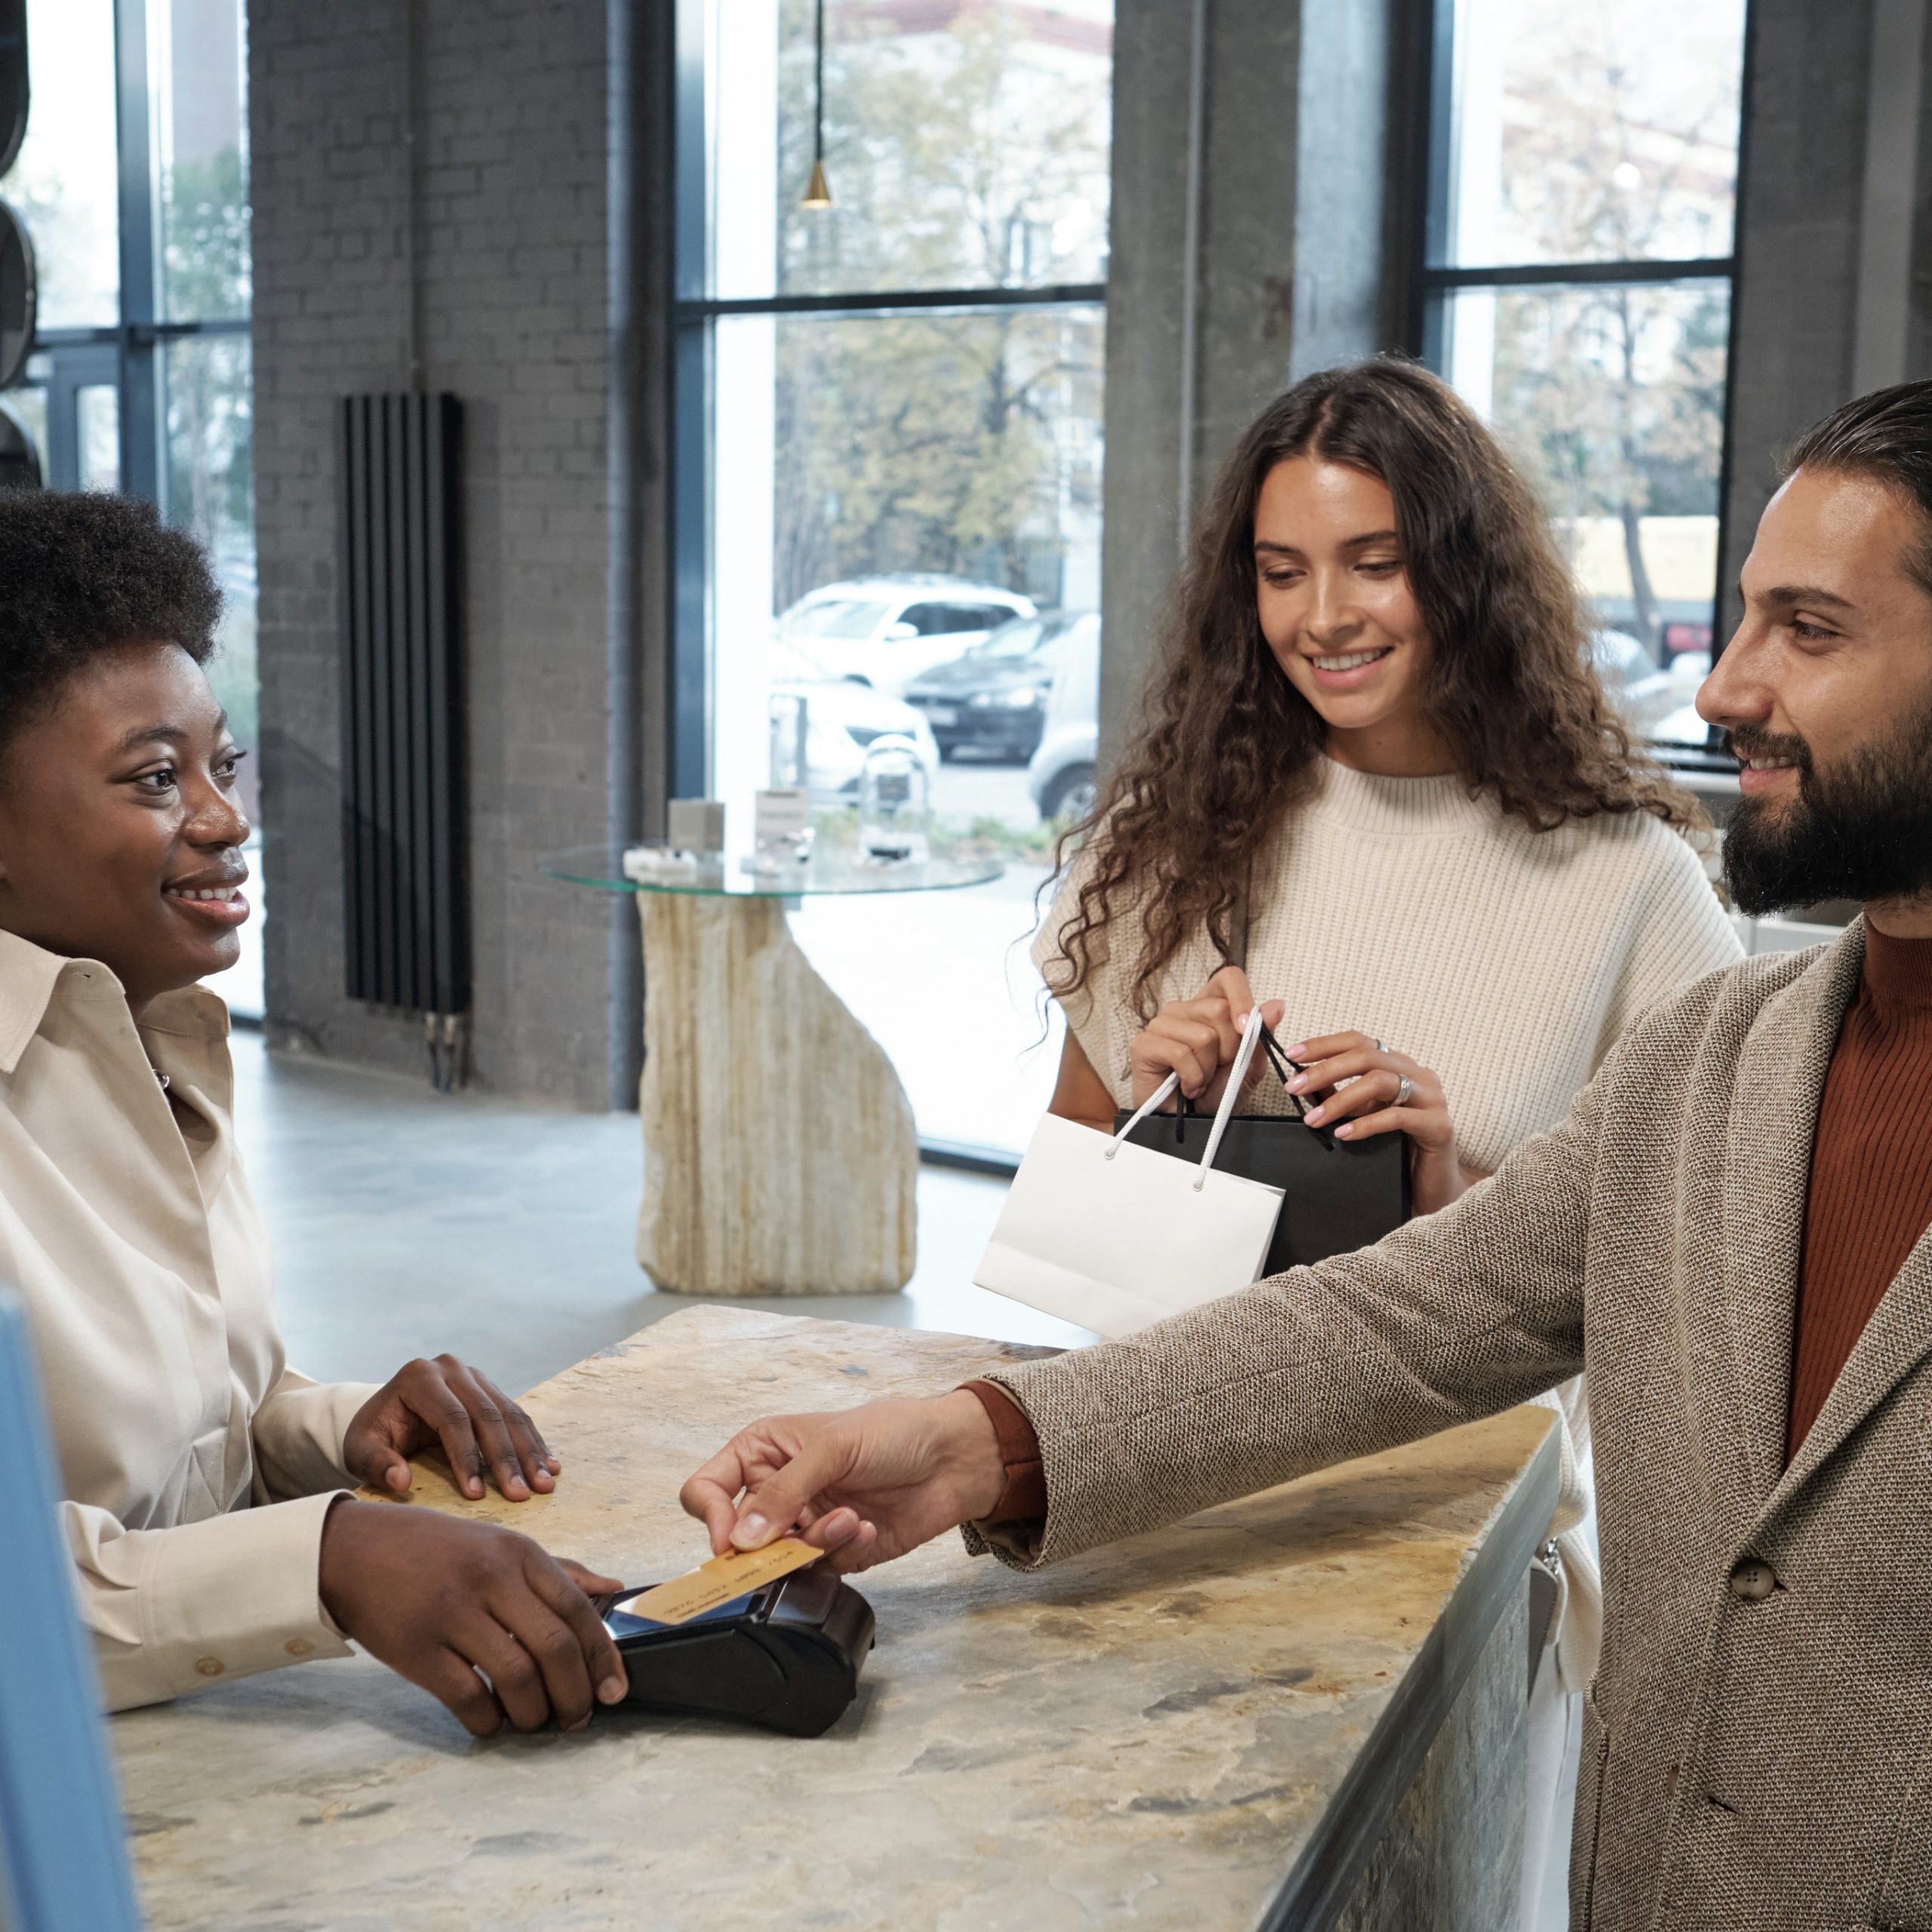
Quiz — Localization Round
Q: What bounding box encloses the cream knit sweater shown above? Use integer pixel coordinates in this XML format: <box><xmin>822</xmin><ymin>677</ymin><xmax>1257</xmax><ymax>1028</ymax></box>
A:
<box><xmin>1035</xmin><ymin>757</ymin><xmax>1742</xmax><ymax>1177</ymax></box>
<box><xmin>1033</xmin><ymin>756</ymin><xmax>1744</xmax><ymax>1689</ymax></box>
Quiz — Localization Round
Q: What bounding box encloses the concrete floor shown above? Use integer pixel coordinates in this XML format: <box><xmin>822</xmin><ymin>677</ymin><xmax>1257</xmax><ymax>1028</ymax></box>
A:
<box><xmin>230</xmin><ymin>1031</ymin><xmax>1090</xmax><ymax>1395</ymax></box>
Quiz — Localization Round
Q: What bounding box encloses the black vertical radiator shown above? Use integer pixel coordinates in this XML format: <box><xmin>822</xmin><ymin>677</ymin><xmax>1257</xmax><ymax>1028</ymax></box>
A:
<box><xmin>337</xmin><ymin>392</ymin><xmax>471</xmax><ymax>1090</ymax></box>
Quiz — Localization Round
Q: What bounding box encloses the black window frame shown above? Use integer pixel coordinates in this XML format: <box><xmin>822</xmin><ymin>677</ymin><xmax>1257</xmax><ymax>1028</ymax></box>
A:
<box><xmin>1411</xmin><ymin>0</ymin><xmax>1759</xmax><ymax>772</ymax></box>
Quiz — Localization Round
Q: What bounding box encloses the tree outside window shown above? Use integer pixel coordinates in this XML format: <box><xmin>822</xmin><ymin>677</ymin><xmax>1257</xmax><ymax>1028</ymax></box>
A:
<box><xmin>1428</xmin><ymin>0</ymin><xmax>1747</xmax><ymax>729</ymax></box>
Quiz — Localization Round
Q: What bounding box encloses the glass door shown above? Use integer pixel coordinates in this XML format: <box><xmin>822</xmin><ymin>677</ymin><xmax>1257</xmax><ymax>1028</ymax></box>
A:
<box><xmin>1419</xmin><ymin>0</ymin><xmax>1750</xmax><ymax>756</ymax></box>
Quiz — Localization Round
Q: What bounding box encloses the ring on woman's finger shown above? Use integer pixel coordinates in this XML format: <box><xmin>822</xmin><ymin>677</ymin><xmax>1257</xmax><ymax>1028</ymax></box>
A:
<box><xmin>1393</xmin><ymin>1074</ymin><xmax>1416</xmax><ymax>1107</ymax></box>
<box><xmin>1372</xmin><ymin>1037</ymin><xmax>1386</xmax><ymax>1053</ymax></box>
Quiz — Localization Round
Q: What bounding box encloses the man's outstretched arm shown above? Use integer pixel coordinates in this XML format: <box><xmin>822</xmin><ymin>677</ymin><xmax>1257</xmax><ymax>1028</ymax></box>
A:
<box><xmin>682</xmin><ymin>1061</ymin><xmax>1603</xmax><ymax>1574</ymax></box>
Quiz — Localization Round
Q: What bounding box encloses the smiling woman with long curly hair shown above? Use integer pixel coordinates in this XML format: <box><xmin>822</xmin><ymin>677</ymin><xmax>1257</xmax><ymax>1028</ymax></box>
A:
<box><xmin>1029</xmin><ymin>355</ymin><xmax>1740</xmax><ymax>1928</ymax></box>
<box><xmin>1051</xmin><ymin>357</ymin><xmax>1706</xmax><ymax>1034</ymax></box>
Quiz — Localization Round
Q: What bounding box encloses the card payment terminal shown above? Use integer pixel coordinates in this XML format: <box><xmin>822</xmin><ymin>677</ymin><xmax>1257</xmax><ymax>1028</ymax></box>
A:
<box><xmin>592</xmin><ymin>1567</ymin><xmax>875</xmax><ymax>1738</ymax></box>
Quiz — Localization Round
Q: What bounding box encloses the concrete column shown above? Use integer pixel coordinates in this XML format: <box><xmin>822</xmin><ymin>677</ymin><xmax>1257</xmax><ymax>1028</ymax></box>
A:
<box><xmin>1715</xmin><ymin>0</ymin><xmax>1878</xmax><ymax>637</ymax></box>
<box><xmin>1854</xmin><ymin>0</ymin><xmax>1928</xmax><ymax>395</ymax></box>
<box><xmin>1097</xmin><ymin>0</ymin><xmax>1401</xmax><ymax>760</ymax></box>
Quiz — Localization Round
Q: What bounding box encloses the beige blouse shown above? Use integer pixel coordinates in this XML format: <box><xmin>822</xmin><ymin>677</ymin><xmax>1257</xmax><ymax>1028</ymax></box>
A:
<box><xmin>0</xmin><ymin>931</ymin><xmax>379</xmax><ymax>1711</ymax></box>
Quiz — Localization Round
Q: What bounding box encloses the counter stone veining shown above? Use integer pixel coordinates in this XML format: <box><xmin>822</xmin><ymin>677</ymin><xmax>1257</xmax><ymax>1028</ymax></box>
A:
<box><xmin>115</xmin><ymin>1306</ymin><xmax>1555</xmax><ymax>1931</ymax></box>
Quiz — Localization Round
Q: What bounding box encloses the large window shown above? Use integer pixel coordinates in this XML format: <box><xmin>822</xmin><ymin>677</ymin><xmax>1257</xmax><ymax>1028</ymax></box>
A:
<box><xmin>676</xmin><ymin>0</ymin><xmax>1112</xmax><ymax>1160</ymax></box>
<box><xmin>5</xmin><ymin>0</ymin><xmax>258</xmax><ymax>1010</ymax></box>
<box><xmin>1422</xmin><ymin>0</ymin><xmax>1749</xmax><ymax>751</ymax></box>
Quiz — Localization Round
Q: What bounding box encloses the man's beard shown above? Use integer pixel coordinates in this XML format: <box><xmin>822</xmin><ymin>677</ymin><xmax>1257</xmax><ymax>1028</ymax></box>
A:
<box><xmin>1723</xmin><ymin>699</ymin><xmax>1932</xmax><ymax>915</ymax></box>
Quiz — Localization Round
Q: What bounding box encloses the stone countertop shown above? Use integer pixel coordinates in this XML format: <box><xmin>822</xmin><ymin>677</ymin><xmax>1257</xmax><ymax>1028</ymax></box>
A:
<box><xmin>115</xmin><ymin>1306</ymin><xmax>1555</xmax><ymax>1932</ymax></box>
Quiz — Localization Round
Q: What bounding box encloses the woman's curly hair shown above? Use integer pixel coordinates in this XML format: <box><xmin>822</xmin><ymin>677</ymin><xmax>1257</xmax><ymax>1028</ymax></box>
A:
<box><xmin>1049</xmin><ymin>355</ymin><xmax>1704</xmax><ymax>1019</ymax></box>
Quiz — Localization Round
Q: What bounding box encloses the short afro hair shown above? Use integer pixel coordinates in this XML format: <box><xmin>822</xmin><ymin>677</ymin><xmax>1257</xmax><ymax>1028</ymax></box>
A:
<box><xmin>0</xmin><ymin>490</ymin><xmax>222</xmax><ymax>764</ymax></box>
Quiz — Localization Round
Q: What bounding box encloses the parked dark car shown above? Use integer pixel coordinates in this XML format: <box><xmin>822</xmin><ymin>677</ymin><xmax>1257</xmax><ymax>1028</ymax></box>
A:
<box><xmin>901</xmin><ymin>611</ymin><xmax>1093</xmax><ymax>763</ymax></box>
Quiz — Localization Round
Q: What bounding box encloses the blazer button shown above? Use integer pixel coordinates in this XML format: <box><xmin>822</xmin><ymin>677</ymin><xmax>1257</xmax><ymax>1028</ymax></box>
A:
<box><xmin>194</xmin><ymin>1656</ymin><xmax>226</xmax><ymax>1677</ymax></box>
<box><xmin>285</xmin><ymin>1638</ymin><xmax>315</xmax><ymax>1658</ymax></box>
<box><xmin>1728</xmin><ymin>1558</ymin><xmax>1778</xmax><ymax>1601</ymax></box>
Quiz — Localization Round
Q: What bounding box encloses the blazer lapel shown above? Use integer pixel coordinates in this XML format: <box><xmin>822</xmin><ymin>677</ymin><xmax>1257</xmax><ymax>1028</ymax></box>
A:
<box><xmin>1714</xmin><ymin>926</ymin><xmax>1866</xmax><ymax>1518</ymax></box>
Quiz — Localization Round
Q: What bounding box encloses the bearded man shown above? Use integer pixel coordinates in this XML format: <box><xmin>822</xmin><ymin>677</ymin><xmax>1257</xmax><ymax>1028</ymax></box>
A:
<box><xmin>678</xmin><ymin>381</ymin><xmax>1932</xmax><ymax>1931</ymax></box>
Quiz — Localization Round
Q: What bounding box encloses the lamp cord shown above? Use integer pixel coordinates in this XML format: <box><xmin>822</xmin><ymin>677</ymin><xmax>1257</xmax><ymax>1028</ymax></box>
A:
<box><xmin>814</xmin><ymin>0</ymin><xmax>826</xmax><ymax>165</ymax></box>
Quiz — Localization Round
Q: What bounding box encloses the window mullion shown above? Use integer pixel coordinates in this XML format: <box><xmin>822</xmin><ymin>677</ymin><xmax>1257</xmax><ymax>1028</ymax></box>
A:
<box><xmin>679</xmin><ymin>281</ymin><xmax>1110</xmax><ymax>322</ymax></box>
<box><xmin>1424</xmin><ymin>257</ymin><xmax>1736</xmax><ymax>294</ymax></box>
<box><xmin>111</xmin><ymin>0</ymin><xmax>161</xmax><ymax>504</ymax></box>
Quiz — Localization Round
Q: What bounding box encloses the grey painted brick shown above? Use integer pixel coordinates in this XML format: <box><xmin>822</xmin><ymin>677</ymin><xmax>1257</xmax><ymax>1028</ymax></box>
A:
<box><xmin>249</xmin><ymin>0</ymin><xmax>626</xmax><ymax>1109</ymax></box>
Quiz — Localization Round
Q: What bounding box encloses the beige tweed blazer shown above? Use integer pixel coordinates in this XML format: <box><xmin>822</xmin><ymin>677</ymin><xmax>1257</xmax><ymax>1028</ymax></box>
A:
<box><xmin>983</xmin><ymin>921</ymin><xmax>1932</xmax><ymax>1932</ymax></box>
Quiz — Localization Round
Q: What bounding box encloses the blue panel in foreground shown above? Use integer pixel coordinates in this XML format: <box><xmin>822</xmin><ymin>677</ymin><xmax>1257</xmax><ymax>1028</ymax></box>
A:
<box><xmin>0</xmin><ymin>1291</ymin><xmax>142</xmax><ymax>1931</ymax></box>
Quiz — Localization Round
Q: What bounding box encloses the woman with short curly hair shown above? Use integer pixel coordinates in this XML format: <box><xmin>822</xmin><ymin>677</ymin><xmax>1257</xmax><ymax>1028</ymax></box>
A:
<box><xmin>1032</xmin><ymin>356</ymin><xmax>1740</xmax><ymax>1923</ymax></box>
<box><xmin>0</xmin><ymin>491</ymin><xmax>627</xmax><ymax>1737</ymax></box>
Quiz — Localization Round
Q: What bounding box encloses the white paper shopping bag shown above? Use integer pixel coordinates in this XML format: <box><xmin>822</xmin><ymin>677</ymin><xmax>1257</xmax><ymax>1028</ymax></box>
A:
<box><xmin>974</xmin><ymin>1014</ymin><xmax>1285</xmax><ymax>1337</ymax></box>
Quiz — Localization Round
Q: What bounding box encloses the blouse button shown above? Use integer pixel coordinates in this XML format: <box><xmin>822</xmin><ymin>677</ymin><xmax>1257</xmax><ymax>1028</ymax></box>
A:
<box><xmin>194</xmin><ymin>1657</ymin><xmax>226</xmax><ymax>1677</ymax></box>
<box><xmin>285</xmin><ymin>1638</ymin><xmax>315</xmax><ymax>1658</ymax></box>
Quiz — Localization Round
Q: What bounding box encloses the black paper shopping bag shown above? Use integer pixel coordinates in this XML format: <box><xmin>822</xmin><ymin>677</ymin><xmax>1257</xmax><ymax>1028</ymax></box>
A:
<box><xmin>1112</xmin><ymin>1082</ymin><xmax>1410</xmax><ymax>1278</ymax></box>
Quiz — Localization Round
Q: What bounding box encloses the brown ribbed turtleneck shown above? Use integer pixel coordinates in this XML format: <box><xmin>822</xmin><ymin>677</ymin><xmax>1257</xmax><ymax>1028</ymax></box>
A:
<box><xmin>1787</xmin><ymin>922</ymin><xmax>1932</xmax><ymax>1462</ymax></box>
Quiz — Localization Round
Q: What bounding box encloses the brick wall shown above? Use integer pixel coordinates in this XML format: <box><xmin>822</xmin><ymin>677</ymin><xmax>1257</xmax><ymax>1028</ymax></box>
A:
<box><xmin>249</xmin><ymin>0</ymin><xmax>629</xmax><ymax>1107</ymax></box>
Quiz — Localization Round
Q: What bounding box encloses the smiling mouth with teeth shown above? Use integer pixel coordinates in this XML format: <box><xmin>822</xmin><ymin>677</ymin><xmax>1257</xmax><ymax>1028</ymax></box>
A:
<box><xmin>1309</xmin><ymin>648</ymin><xmax>1393</xmax><ymax>672</ymax></box>
<box><xmin>165</xmin><ymin>884</ymin><xmax>242</xmax><ymax>901</ymax></box>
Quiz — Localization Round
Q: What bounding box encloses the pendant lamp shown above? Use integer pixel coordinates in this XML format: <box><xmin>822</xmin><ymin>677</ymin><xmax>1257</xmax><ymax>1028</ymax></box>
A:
<box><xmin>803</xmin><ymin>0</ymin><xmax>832</xmax><ymax>208</ymax></box>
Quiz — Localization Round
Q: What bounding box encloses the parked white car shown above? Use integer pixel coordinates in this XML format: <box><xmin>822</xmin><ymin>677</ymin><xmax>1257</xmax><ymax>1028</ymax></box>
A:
<box><xmin>1649</xmin><ymin>701</ymin><xmax>1718</xmax><ymax>749</ymax></box>
<box><xmin>771</xmin><ymin>646</ymin><xmax>941</xmax><ymax>804</ymax></box>
<box><xmin>1591</xmin><ymin>628</ymin><xmax>1683</xmax><ymax>737</ymax></box>
<box><xmin>780</xmin><ymin>575</ymin><xmax>1036</xmax><ymax>697</ymax></box>
<box><xmin>1647</xmin><ymin>651</ymin><xmax>1718</xmax><ymax>749</ymax></box>
<box><xmin>1026</xmin><ymin>610</ymin><xmax>1101</xmax><ymax>822</ymax></box>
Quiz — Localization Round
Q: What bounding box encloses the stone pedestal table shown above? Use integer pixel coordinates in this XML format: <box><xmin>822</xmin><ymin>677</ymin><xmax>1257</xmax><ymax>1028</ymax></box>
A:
<box><xmin>540</xmin><ymin>838</ymin><xmax>1002</xmax><ymax>1297</ymax></box>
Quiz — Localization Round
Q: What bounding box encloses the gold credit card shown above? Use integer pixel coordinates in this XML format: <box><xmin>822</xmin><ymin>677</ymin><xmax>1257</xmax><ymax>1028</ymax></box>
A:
<box><xmin>626</xmin><ymin>1537</ymin><xmax>822</xmax><ymax>1627</ymax></box>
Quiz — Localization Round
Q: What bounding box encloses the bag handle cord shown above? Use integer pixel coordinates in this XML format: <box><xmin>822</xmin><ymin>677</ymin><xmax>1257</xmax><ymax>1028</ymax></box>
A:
<box><xmin>1106</xmin><ymin>1004</ymin><xmax>1268</xmax><ymax>1192</ymax></box>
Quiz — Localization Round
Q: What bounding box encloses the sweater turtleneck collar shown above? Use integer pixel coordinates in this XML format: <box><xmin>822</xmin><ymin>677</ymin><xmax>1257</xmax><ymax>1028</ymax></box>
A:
<box><xmin>1860</xmin><ymin>917</ymin><xmax>1932</xmax><ymax>1012</ymax></box>
<box><xmin>1303</xmin><ymin>755</ymin><xmax>1493</xmax><ymax>837</ymax></box>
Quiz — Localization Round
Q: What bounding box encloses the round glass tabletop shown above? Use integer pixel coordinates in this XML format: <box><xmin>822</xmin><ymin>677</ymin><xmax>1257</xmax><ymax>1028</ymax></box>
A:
<box><xmin>538</xmin><ymin>835</ymin><xmax>1005</xmax><ymax>899</ymax></box>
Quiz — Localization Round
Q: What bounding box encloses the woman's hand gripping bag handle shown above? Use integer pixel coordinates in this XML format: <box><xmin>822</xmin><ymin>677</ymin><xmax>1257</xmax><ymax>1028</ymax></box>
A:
<box><xmin>974</xmin><ymin>1004</ymin><xmax>1286</xmax><ymax>1337</ymax></box>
